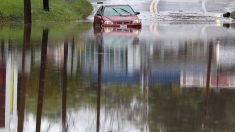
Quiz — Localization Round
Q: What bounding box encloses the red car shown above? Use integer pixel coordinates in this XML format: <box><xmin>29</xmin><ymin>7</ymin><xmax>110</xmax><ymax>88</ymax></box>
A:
<box><xmin>93</xmin><ymin>5</ymin><xmax>141</xmax><ymax>28</ymax></box>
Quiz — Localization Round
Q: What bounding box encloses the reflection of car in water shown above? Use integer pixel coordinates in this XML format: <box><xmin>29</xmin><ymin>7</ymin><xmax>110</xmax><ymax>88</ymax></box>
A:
<box><xmin>94</xmin><ymin>27</ymin><xmax>141</xmax><ymax>46</ymax></box>
<box><xmin>93</xmin><ymin>4</ymin><xmax>141</xmax><ymax>28</ymax></box>
<box><xmin>90</xmin><ymin>27</ymin><xmax>141</xmax><ymax>84</ymax></box>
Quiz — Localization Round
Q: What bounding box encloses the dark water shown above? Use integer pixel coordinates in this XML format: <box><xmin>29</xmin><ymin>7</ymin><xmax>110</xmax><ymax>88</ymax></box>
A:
<box><xmin>0</xmin><ymin>22</ymin><xmax>235</xmax><ymax>131</ymax></box>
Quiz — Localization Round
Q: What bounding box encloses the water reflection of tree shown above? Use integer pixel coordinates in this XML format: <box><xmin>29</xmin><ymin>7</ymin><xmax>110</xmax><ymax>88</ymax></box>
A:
<box><xmin>96</xmin><ymin>36</ymin><xmax>102</xmax><ymax>132</ymax></box>
<box><xmin>147</xmin><ymin>42</ymin><xmax>235</xmax><ymax>131</ymax></box>
<box><xmin>19</xmin><ymin>26</ymin><xmax>235</xmax><ymax>131</ymax></box>
<box><xmin>101</xmin><ymin>85</ymin><xmax>147</xmax><ymax>131</ymax></box>
<box><xmin>36</xmin><ymin>29</ymin><xmax>48</xmax><ymax>132</ymax></box>
<box><xmin>18</xmin><ymin>24</ymin><xmax>31</xmax><ymax>132</ymax></box>
<box><xmin>62</xmin><ymin>40</ymin><xmax>68</xmax><ymax>132</ymax></box>
<box><xmin>147</xmin><ymin>85</ymin><xmax>235</xmax><ymax>131</ymax></box>
<box><xmin>24</xmin><ymin>24</ymin><xmax>93</xmax><ymax>118</ymax></box>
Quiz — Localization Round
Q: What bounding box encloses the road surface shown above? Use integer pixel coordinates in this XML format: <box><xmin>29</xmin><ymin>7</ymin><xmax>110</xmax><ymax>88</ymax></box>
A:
<box><xmin>88</xmin><ymin>0</ymin><xmax>235</xmax><ymax>22</ymax></box>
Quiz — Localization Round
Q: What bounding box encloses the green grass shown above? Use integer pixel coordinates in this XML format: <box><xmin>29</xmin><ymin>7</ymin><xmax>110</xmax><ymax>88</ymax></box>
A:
<box><xmin>0</xmin><ymin>0</ymin><xmax>93</xmax><ymax>22</ymax></box>
<box><xmin>231</xmin><ymin>11</ymin><xmax>235</xmax><ymax>20</ymax></box>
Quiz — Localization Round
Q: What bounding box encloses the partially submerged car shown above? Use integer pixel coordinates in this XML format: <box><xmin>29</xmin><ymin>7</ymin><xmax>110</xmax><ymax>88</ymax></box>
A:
<box><xmin>93</xmin><ymin>5</ymin><xmax>141</xmax><ymax>28</ymax></box>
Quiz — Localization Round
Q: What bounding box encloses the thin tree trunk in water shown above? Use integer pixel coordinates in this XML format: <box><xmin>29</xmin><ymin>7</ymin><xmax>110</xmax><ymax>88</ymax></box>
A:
<box><xmin>62</xmin><ymin>41</ymin><xmax>68</xmax><ymax>132</ymax></box>
<box><xmin>71</xmin><ymin>37</ymin><xmax>75</xmax><ymax>75</ymax></box>
<box><xmin>96</xmin><ymin>37</ymin><xmax>103</xmax><ymax>132</ymax></box>
<box><xmin>43</xmin><ymin>0</ymin><xmax>49</xmax><ymax>11</ymax></box>
<box><xmin>206</xmin><ymin>42</ymin><xmax>213</xmax><ymax>90</ymax></box>
<box><xmin>24</xmin><ymin>0</ymin><xmax>32</xmax><ymax>24</ymax></box>
<box><xmin>17</xmin><ymin>24</ymin><xmax>31</xmax><ymax>132</ymax></box>
<box><xmin>36</xmin><ymin>29</ymin><xmax>48</xmax><ymax>132</ymax></box>
<box><xmin>203</xmin><ymin>42</ymin><xmax>213</xmax><ymax>132</ymax></box>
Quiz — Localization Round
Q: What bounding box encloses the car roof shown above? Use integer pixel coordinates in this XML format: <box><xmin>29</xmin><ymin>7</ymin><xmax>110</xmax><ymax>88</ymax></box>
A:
<box><xmin>102</xmin><ymin>4</ymin><xmax>131</xmax><ymax>7</ymax></box>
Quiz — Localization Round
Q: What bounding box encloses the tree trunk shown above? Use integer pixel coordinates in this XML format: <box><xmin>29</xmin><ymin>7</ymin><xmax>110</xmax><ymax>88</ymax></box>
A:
<box><xmin>36</xmin><ymin>29</ymin><xmax>48</xmax><ymax>132</ymax></box>
<box><xmin>43</xmin><ymin>0</ymin><xmax>50</xmax><ymax>11</ymax></box>
<box><xmin>24</xmin><ymin>0</ymin><xmax>32</xmax><ymax>24</ymax></box>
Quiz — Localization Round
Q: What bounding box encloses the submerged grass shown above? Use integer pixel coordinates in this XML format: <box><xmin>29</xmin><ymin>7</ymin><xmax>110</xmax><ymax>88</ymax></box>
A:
<box><xmin>0</xmin><ymin>0</ymin><xmax>92</xmax><ymax>22</ymax></box>
<box><xmin>0</xmin><ymin>22</ymin><xmax>92</xmax><ymax>45</ymax></box>
<box><xmin>231</xmin><ymin>23</ymin><xmax>235</xmax><ymax>29</ymax></box>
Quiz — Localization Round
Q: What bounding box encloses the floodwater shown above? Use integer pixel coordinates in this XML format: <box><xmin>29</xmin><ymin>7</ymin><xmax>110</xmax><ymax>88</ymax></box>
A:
<box><xmin>0</xmin><ymin>22</ymin><xmax>235</xmax><ymax>132</ymax></box>
<box><xmin>89</xmin><ymin>0</ymin><xmax>234</xmax><ymax>24</ymax></box>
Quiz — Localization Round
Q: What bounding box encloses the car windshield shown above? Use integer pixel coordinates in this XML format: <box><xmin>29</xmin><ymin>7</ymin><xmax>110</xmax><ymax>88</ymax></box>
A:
<box><xmin>103</xmin><ymin>5</ymin><xmax>135</xmax><ymax>16</ymax></box>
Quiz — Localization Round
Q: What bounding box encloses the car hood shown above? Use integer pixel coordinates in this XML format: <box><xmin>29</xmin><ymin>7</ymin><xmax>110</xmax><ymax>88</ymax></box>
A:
<box><xmin>104</xmin><ymin>16</ymin><xmax>138</xmax><ymax>22</ymax></box>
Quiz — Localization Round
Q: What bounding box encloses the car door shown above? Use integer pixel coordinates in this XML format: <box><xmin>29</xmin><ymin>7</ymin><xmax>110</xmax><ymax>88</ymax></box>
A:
<box><xmin>94</xmin><ymin>6</ymin><xmax>104</xmax><ymax>26</ymax></box>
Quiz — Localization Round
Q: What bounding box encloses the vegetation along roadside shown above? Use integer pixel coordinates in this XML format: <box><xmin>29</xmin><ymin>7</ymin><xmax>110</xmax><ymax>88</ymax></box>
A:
<box><xmin>0</xmin><ymin>0</ymin><xmax>93</xmax><ymax>22</ymax></box>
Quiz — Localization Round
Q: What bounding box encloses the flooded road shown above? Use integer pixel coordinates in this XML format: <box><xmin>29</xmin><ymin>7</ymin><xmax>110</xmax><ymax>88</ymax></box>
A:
<box><xmin>89</xmin><ymin>0</ymin><xmax>235</xmax><ymax>22</ymax></box>
<box><xmin>0</xmin><ymin>22</ymin><xmax>235</xmax><ymax>131</ymax></box>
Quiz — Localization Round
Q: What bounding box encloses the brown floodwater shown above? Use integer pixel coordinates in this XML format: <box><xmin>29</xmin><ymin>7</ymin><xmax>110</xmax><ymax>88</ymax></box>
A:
<box><xmin>0</xmin><ymin>22</ymin><xmax>235</xmax><ymax>131</ymax></box>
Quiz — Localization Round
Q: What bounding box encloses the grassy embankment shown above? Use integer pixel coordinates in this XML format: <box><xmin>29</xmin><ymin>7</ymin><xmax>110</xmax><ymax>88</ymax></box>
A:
<box><xmin>0</xmin><ymin>0</ymin><xmax>93</xmax><ymax>22</ymax></box>
<box><xmin>231</xmin><ymin>11</ymin><xmax>235</xmax><ymax>20</ymax></box>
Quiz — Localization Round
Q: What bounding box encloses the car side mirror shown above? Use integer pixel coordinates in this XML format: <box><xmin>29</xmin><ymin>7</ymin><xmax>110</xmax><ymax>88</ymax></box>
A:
<box><xmin>135</xmin><ymin>12</ymin><xmax>140</xmax><ymax>15</ymax></box>
<box><xmin>96</xmin><ymin>13</ymin><xmax>101</xmax><ymax>16</ymax></box>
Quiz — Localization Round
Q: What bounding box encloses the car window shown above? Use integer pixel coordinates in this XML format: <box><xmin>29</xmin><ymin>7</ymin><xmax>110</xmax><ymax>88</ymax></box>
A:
<box><xmin>103</xmin><ymin>7</ymin><xmax>120</xmax><ymax>16</ymax></box>
<box><xmin>96</xmin><ymin>6</ymin><xmax>103</xmax><ymax>15</ymax></box>
<box><xmin>103</xmin><ymin>5</ymin><xmax>135</xmax><ymax>16</ymax></box>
